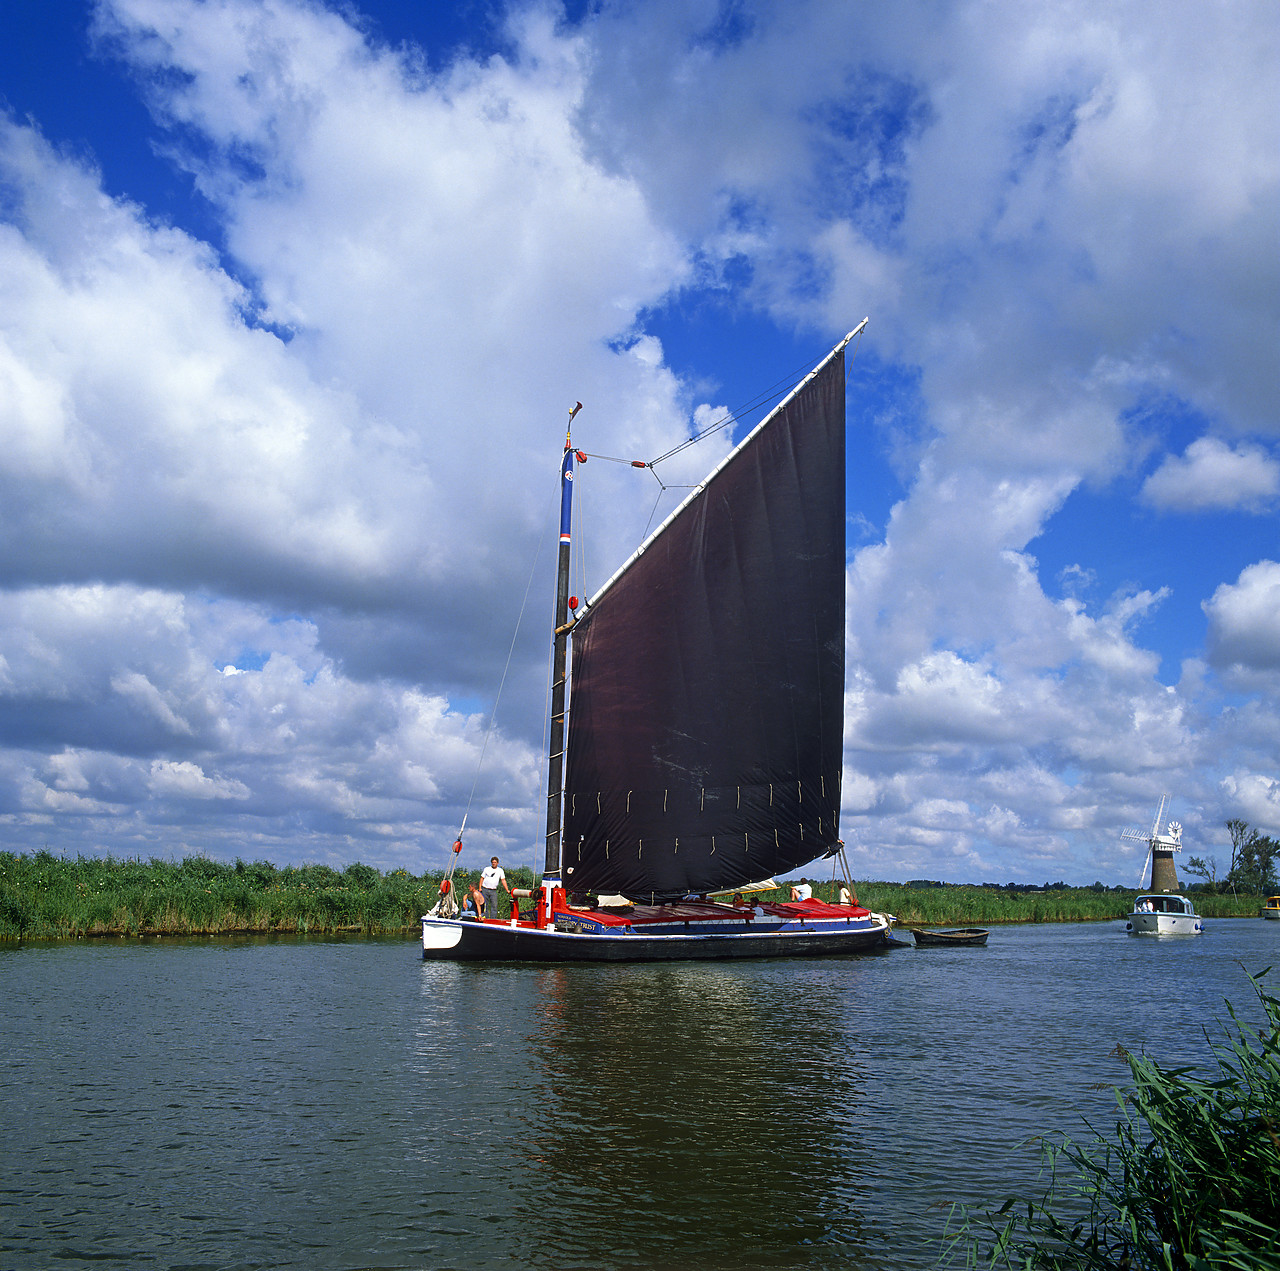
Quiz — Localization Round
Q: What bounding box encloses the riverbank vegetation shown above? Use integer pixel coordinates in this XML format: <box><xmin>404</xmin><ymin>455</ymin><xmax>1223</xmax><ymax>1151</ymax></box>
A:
<box><xmin>943</xmin><ymin>969</ymin><xmax>1280</xmax><ymax>1268</ymax></box>
<box><xmin>0</xmin><ymin>850</ymin><xmax>535</xmax><ymax>940</ymax></box>
<box><xmin>805</xmin><ymin>879</ymin><xmax>1261</xmax><ymax>924</ymax></box>
<box><xmin>0</xmin><ymin>849</ymin><xmax>1268</xmax><ymax>940</ymax></box>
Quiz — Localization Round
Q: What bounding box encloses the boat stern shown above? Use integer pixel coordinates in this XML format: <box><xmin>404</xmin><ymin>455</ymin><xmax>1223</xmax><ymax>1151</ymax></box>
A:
<box><xmin>1126</xmin><ymin>896</ymin><xmax>1202</xmax><ymax>935</ymax></box>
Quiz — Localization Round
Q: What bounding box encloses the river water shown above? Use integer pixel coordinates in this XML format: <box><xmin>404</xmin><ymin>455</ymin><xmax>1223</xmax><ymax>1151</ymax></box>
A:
<box><xmin>2</xmin><ymin>918</ymin><xmax>1275</xmax><ymax>1270</ymax></box>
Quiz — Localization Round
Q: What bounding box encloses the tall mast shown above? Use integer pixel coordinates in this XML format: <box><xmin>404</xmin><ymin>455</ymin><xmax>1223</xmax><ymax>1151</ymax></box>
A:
<box><xmin>543</xmin><ymin>407</ymin><xmax>580</xmax><ymax>877</ymax></box>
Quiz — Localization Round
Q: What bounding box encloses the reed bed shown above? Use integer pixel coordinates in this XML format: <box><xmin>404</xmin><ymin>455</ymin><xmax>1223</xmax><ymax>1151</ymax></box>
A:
<box><xmin>0</xmin><ymin>850</ymin><xmax>535</xmax><ymax>940</ymax></box>
<box><xmin>0</xmin><ymin>850</ymin><xmax>1264</xmax><ymax>940</ymax></box>
<box><xmin>762</xmin><ymin>880</ymin><xmax>1262</xmax><ymax>924</ymax></box>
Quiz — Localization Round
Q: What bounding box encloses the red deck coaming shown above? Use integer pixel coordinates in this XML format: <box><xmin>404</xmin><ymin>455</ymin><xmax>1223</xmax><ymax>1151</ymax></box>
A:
<box><xmin>548</xmin><ymin>898</ymin><xmax>872</xmax><ymax>928</ymax></box>
<box><xmin>465</xmin><ymin>890</ymin><xmax>872</xmax><ymax>933</ymax></box>
<box><xmin>761</xmin><ymin>898</ymin><xmax>872</xmax><ymax>920</ymax></box>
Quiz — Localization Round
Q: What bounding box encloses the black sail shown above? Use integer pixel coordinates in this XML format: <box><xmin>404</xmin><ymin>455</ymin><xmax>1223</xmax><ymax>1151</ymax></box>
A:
<box><xmin>561</xmin><ymin>345</ymin><xmax>847</xmax><ymax>901</ymax></box>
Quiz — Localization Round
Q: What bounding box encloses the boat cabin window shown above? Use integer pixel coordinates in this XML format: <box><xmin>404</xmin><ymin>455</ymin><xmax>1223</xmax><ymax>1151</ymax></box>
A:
<box><xmin>1136</xmin><ymin>895</ymin><xmax>1193</xmax><ymax>914</ymax></box>
<box><xmin>1136</xmin><ymin>895</ymin><xmax>1194</xmax><ymax>914</ymax></box>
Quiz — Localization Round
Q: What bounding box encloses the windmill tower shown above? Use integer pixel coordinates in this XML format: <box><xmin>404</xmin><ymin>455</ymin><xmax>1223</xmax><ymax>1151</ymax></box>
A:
<box><xmin>1122</xmin><ymin>795</ymin><xmax>1184</xmax><ymax>892</ymax></box>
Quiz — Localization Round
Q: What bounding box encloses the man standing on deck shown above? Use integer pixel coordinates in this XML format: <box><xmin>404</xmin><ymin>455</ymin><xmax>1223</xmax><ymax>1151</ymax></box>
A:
<box><xmin>481</xmin><ymin>857</ymin><xmax>511</xmax><ymax>919</ymax></box>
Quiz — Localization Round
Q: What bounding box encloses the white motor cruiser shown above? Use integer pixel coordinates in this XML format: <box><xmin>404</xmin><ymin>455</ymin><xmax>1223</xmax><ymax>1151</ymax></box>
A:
<box><xmin>1126</xmin><ymin>893</ymin><xmax>1203</xmax><ymax>935</ymax></box>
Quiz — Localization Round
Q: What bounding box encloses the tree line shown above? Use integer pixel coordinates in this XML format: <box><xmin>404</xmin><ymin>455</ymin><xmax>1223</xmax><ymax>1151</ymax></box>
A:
<box><xmin>1185</xmin><ymin>818</ymin><xmax>1279</xmax><ymax>895</ymax></box>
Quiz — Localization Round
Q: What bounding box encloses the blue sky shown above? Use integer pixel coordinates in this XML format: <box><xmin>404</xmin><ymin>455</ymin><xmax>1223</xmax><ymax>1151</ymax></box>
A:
<box><xmin>1</xmin><ymin>0</ymin><xmax>1277</xmax><ymax>885</ymax></box>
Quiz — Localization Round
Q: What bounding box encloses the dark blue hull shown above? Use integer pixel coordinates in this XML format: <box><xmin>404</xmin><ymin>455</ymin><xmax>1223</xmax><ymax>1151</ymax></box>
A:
<box><xmin>422</xmin><ymin>914</ymin><xmax>892</xmax><ymax>962</ymax></box>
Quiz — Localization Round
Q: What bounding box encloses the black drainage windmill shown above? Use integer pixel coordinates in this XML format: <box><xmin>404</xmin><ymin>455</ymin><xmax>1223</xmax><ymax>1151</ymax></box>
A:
<box><xmin>1122</xmin><ymin>795</ymin><xmax>1184</xmax><ymax>893</ymax></box>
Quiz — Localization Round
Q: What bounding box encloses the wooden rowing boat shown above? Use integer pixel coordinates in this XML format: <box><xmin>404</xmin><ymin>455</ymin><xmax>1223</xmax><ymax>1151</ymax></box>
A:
<box><xmin>911</xmin><ymin>927</ymin><xmax>989</xmax><ymax>946</ymax></box>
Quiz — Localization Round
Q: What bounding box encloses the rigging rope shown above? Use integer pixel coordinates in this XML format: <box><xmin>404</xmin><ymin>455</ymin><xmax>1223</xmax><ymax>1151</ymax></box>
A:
<box><xmin>579</xmin><ymin>330</ymin><xmax>867</xmax><ymax>540</ymax></box>
<box><xmin>439</xmin><ymin>464</ymin><xmax>559</xmax><ymax>900</ymax></box>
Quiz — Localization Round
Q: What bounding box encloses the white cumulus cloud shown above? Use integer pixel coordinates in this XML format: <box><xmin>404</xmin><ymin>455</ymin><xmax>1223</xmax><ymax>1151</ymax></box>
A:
<box><xmin>1204</xmin><ymin>561</ymin><xmax>1280</xmax><ymax>673</ymax></box>
<box><xmin>1141</xmin><ymin>437</ymin><xmax>1280</xmax><ymax>512</ymax></box>
<box><xmin>0</xmin><ymin>0</ymin><xmax>1277</xmax><ymax>881</ymax></box>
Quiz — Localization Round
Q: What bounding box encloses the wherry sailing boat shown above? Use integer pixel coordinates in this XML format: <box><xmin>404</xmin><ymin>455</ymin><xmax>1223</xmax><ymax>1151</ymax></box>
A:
<box><xmin>422</xmin><ymin>321</ymin><xmax>891</xmax><ymax>960</ymax></box>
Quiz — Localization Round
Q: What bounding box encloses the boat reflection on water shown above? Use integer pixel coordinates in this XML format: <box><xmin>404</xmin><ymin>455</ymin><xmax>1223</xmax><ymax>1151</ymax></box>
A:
<box><xmin>509</xmin><ymin>963</ymin><xmax>894</xmax><ymax>1269</ymax></box>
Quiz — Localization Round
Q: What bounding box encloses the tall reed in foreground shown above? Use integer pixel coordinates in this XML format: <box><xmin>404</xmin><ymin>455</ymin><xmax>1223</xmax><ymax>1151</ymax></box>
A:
<box><xmin>941</xmin><ymin>970</ymin><xmax>1280</xmax><ymax>1269</ymax></box>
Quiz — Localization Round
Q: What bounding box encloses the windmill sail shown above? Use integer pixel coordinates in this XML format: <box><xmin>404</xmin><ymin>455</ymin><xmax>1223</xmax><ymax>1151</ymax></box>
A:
<box><xmin>561</xmin><ymin>342</ymin><xmax>849</xmax><ymax>901</ymax></box>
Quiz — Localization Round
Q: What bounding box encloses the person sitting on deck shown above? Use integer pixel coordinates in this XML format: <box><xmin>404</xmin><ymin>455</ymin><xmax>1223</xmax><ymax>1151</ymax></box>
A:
<box><xmin>732</xmin><ymin>893</ymin><xmax>749</xmax><ymax>907</ymax></box>
<box><xmin>839</xmin><ymin>884</ymin><xmax>854</xmax><ymax>906</ymax></box>
<box><xmin>790</xmin><ymin>880</ymin><xmax>812</xmax><ymax>902</ymax></box>
<box><xmin>462</xmin><ymin>883</ymin><xmax>485</xmax><ymax>918</ymax></box>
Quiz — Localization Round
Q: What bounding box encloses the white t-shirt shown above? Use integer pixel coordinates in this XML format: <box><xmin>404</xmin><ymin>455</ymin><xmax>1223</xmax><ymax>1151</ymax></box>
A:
<box><xmin>481</xmin><ymin>865</ymin><xmax>506</xmax><ymax>890</ymax></box>
<box><xmin>793</xmin><ymin>882</ymin><xmax>812</xmax><ymax>901</ymax></box>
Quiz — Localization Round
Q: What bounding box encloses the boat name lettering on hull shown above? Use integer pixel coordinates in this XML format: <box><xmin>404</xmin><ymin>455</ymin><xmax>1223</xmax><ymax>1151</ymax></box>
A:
<box><xmin>554</xmin><ymin>914</ymin><xmax>615</xmax><ymax>935</ymax></box>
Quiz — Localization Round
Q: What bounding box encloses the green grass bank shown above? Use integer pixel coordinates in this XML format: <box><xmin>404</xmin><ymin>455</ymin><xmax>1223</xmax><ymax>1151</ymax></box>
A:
<box><xmin>0</xmin><ymin>850</ymin><xmax>1265</xmax><ymax>940</ymax></box>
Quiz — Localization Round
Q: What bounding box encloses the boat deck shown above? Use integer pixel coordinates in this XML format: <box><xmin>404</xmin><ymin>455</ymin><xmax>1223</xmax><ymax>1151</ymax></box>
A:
<box><xmin>560</xmin><ymin>898</ymin><xmax>872</xmax><ymax>927</ymax></box>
